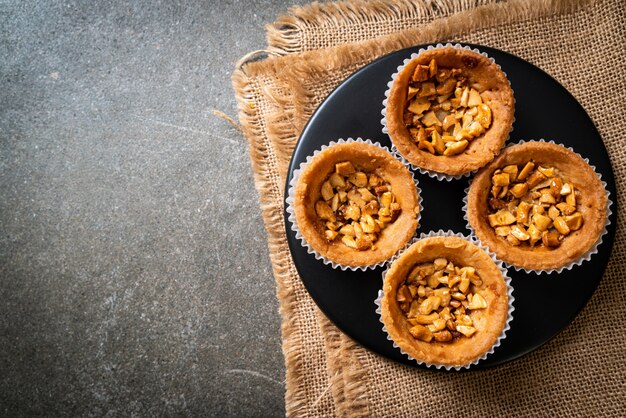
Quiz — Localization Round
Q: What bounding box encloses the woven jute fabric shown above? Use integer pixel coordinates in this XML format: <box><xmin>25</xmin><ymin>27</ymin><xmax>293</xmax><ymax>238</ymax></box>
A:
<box><xmin>232</xmin><ymin>0</ymin><xmax>625</xmax><ymax>416</ymax></box>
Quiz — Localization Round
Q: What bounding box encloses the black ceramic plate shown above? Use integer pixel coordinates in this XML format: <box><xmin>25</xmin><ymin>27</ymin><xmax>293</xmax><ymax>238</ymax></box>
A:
<box><xmin>283</xmin><ymin>44</ymin><xmax>617</xmax><ymax>370</ymax></box>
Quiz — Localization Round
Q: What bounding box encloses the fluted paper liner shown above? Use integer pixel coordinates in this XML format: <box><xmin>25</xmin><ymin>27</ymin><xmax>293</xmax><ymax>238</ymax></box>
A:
<box><xmin>374</xmin><ymin>230</ymin><xmax>514</xmax><ymax>370</ymax></box>
<box><xmin>285</xmin><ymin>137</ymin><xmax>423</xmax><ymax>271</ymax></box>
<box><xmin>381</xmin><ymin>43</ymin><xmax>515</xmax><ymax>181</ymax></box>
<box><xmin>462</xmin><ymin>139</ymin><xmax>613</xmax><ymax>275</ymax></box>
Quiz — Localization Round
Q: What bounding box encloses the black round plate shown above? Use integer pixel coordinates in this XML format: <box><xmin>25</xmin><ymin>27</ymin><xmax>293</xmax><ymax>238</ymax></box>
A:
<box><xmin>283</xmin><ymin>44</ymin><xmax>617</xmax><ymax>370</ymax></box>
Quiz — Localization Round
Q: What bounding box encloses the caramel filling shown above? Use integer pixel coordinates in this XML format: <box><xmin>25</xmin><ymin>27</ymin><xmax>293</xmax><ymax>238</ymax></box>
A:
<box><xmin>487</xmin><ymin>162</ymin><xmax>583</xmax><ymax>248</ymax></box>
<box><xmin>396</xmin><ymin>259</ymin><xmax>487</xmax><ymax>343</ymax></box>
<box><xmin>403</xmin><ymin>58</ymin><xmax>492</xmax><ymax>157</ymax></box>
<box><xmin>316</xmin><ymin>161</ymin><xmax>401</xmax><ymax>251</ymax></box>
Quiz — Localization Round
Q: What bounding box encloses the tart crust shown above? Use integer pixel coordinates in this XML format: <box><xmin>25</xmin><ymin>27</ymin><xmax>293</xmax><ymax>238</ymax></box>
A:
<box><xmin>467</xmin><ymin>141</ymin><xmax>608</xmax><ymax>271</ymax></box>
<box><xmin>293</xmin><ymin>142</ymin><xmax>420</xmax><ymax>267</ymax></box>
<box><xmin>386</xmin><ymin>47</ymin><xmax>514</xmax><ymax>176</ymax></box>
<box><xmin>381</xmin><ymin>236</ymin><xmax>509</xmax><ymax>366</ymax></box>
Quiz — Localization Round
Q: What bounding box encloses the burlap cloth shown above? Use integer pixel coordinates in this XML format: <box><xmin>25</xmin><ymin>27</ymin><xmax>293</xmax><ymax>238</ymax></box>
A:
<box><xmin>231</xmin><ymin>0</ymin><xmax>625</xmax><ymax>416</ymax></box>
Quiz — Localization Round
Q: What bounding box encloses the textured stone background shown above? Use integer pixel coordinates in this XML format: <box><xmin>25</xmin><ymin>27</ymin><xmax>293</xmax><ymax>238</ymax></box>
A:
<box><xmin>0</xmin><ymin>1</ymin><xmax>306</xmax><ymax>416</ymax></box>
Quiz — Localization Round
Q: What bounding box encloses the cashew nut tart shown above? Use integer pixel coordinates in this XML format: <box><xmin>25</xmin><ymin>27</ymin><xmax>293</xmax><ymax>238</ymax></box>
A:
<box><xmin>385</xmin><ymin>47</ymin><xmax>514</xmax><ymax>177</ymax></box>
<box><xmin>293</xmin><ymin>142</ymin><xmax>420</xmax><ymax>267</ymax></box>
<box><xmin>467</xmin><ymin>141</ymin><xmax>608</xmax><ymax>271</ymax></box>
<box><xmin>381</xmin><ymin>236</ymin><xmax>509</xmax><ymax>367</ymax></box>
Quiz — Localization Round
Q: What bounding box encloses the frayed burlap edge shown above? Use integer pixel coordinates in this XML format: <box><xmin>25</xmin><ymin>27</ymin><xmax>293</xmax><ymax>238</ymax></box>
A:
<box><xmin>230</xmin><ymin>72</ymin><xmax>311</xmax><ymax>414</ymax></box>
<box><xmin>257</xmin><ymin>0</ymin><xmax>587</xmax><ymax>73</ymax></box>
<box><xmin>232</xmin><ymin>0</ymin><xmax>596</xmax><ymax>416</ymax></box>
<box><xmin>266</xmin><ymin>0</ymin><xmax>501</xmax><ymax>55</ymax></box>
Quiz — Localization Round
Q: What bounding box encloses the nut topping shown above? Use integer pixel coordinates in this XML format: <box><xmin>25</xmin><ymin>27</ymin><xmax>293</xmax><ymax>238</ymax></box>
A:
<box><xmin>487</xmin><ymin>162</ymin><xmax>583</xmax><ymax>248</ymax></box>
<box><xmin>317</xmin><ymin>161</ymin><xmax>402</xmax><ymax>251</ymax></box>
<box><xmin>403</xmin><ymin>58</ymin><xmax>493</xmax><ymax>157</ymax></box>
<box><xmin>396</xmin><ymin>259</ymin><xmax>487</xmax><ymax>343</ymax></box>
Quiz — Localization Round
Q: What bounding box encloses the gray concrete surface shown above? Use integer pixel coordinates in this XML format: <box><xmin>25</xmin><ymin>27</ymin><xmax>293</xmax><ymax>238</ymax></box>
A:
<box><xmin>1</xmin><ymin>1</ymin><xmax>307</xmax><ymax>416</ymax></box>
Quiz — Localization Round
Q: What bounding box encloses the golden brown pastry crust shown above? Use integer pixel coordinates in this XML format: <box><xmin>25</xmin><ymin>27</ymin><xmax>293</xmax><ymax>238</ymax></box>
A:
<box><xmin>381</xmin><ymin>236</ymin><xmax>509</xmax><ymax>366</ymax></box>
<box><xmin>467</xmin><ymin>141</ymin><xmax>608</xmax><ymax>271</ymax></box>
<box><xmin>386</xmin><ymin>47</ymin><xmax>514</xmax><ymax>176</ymax></box>
<box><xmin>294</xmin><ymin>142</ymin><xmax>419</xmax><ymax>267</ymax></box>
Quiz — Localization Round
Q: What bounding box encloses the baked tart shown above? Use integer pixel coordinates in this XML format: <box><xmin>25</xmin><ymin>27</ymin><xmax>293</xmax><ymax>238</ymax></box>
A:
<box><xmin>293</xmin><ymin>141</ymin><xmax>420</xmax><ymax>268</ymax></box>
<box><xmin>385</xmin><ymin>46</ymin><xmax>514</xmax><ymax>177</ymax></box>
<box><xmin>380</xmin><ymin>235</ymin><xmax>510</xmax><ymax>367</ymax></box>
<box><xmin>467</xmin><ymin>141</ymin><xmax>608</xmax><ymax>271</ymax></box>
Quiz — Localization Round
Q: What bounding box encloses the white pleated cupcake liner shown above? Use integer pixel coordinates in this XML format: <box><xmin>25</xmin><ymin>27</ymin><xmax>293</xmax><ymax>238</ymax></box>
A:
<box><xmin>285</xmin><ymin>137</ymin><xmax>423</xmax><ymax>271</ymax></box>
<box><xmin>380</xmin><ymin>42</ymin><xmax>516</xmax><ymax>181</ymax></box>
<box><xmin>375</xmin><ymin>230</ymin><xmax>515</xmax><ymax>370</ymax></box>
<box><xmin>462</xmin><ymin>139</ymin><xmax>613</xmax><ymax>275</ymax></box>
